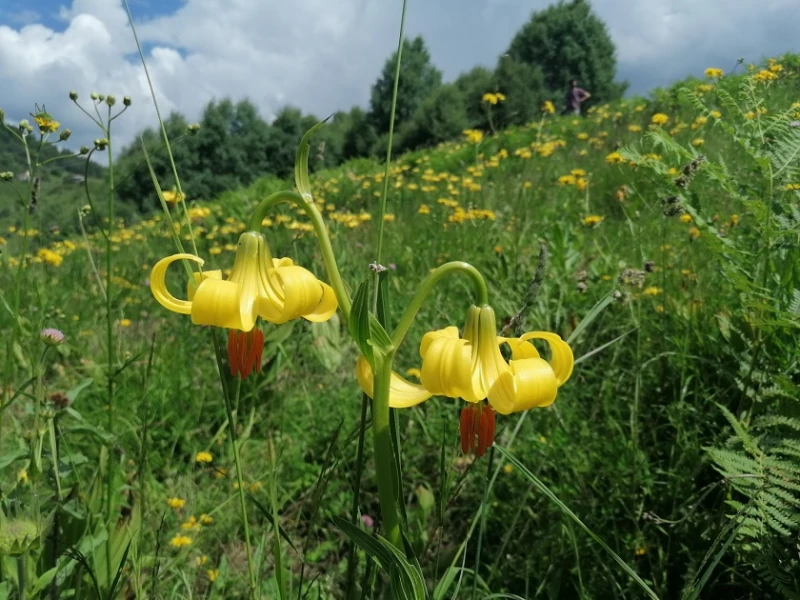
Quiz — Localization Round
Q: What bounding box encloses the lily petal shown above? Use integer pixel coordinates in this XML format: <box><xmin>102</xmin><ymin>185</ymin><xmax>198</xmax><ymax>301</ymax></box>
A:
<box><xmin>355</xmin><ymin>356</ymin><xmax>432</xmax><ymax>408</ymax></box>
<box><xmin>519</xmin><ymin>332</ymin><xmax>574</xmax><ymax>385</ymax></box>
<box><xmin>420</xmin><ymin>327</ymin><xmax>483</xmax><ymax>402</ymax></box>
<box><xmin>150</xmin><ymin>253</ymin><xmax>205</xmax><ymax>315</ymax></box>
<box><xmin>261</xmin><ymin>259</ymin><xmax>338</xmax><ymax>324</ymax></box>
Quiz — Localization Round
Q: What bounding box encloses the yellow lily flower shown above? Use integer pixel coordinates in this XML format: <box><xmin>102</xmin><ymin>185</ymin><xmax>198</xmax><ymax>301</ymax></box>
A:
<box><xmin>150</xmin><ymin>231</ymin><xmax>337</xmax><ymax>332</ymax></box>
<box><xmin>357</xmin><ymin>305</ymin><xmax>572</xmax><ymax>415</ymax></box>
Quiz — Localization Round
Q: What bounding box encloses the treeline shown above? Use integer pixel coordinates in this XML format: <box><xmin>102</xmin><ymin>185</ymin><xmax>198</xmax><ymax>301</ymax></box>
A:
<box><xmin>117</xmin><ymin>0</ymin><xmax>626</xmax><ymax>209</ymax></box>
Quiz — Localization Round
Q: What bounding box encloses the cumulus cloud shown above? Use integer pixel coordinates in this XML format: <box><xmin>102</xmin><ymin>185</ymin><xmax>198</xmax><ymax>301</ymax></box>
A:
<box><xmin>0</xmin><ymin>0</ymin><xmax>797</xmax><ymax>153</ymax></box>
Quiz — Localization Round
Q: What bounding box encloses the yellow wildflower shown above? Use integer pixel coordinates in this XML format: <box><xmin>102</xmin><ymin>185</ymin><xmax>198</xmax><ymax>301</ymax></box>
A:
<box><xmin>541</xmin><ymin>100</ymin><xmax>555</xmax><ymax>114</ymax></box>
<box><xmin>195</xmin><ymin>451</ymin><xmax>213</xmax><ymax>463</ymax></box>
<box><xmin>704</xmin><ymin>67</ymin><xmax>723</xmax><ymax>78</ymax></box>
<box><xmin>418</xmin><ymin>204</ymin><xmax>430</xmax><ymax>215</ymax></box>
<box><xmin>688</xmin><ymin>227</ymin><xmax>701</xmax><ymax>240</ymax></box>
<box><xmin>170</xmin><ymin>535</ymin><xmax>192</xmax><ymax>548</ymax></box>
<box><xmin>118</xmin><ymin>319</ymin><xmax>132</xmax><ymax>328</ymax></box>
<box><xmin>406</xmin><ymin>368</ymin><xmax>421</xmax><ymax>379</ymax></box>
<box><xmin>207</xmin><ymin>569</ymin><xmax>219</xmax><ymax>582</ymax></box>
<box><xmin>628</xmin><ymin>124</ymin><xmax>642</xmax><ymax>132</ymax></box>
<box><xmin>692</xmin><ymin>138</ymin><xmax>705</xmax><ymax>147</ymax></box>
<box><xmin>200</xmin><ymin>514</ymin><xmax>214</xmax><ymax>525</ymax></box>
<box><xmin>643</xmin><ymin>287</ymin><xmax>662</xmax><ymax>296</ymax></box>
<box><xmin>463</xmin><ymin>129</ymin><xmax>484</xmax><ymax>144</ymax></box>
<box><xmin>679</xmin><ymin>214</ymin><xmax>693</xmax><ymax>223</ymax></box>
<box><xmin>605</xmin><ymin>151</ymin><xmax>623</xmax><ymax>164</ymax></box>
<box><xmin>651</xmin><ymin>113</ymin><xmax>669</xmax><ymax>125</ymax></box>
<box><xmin>37</xmin><ymin>248</ymin><xmax>63</xmax><ymax>267</ymax></box>
<box><xmin>582</xmin><ymin>215</ymin><xmax>603</xmax><ymax>226</ymax></box>
<box><xmin>167</xmin><ymin>497</ymin><xmax>186</xmax><ymax>509</ymax></box>
<box><xmin>34</xmin><ymin>114</ymin><xmax>60</xmax><ymax>133</ymax></box>
<box><xmin>162</xmin><ymin>190</ymin><xmax>186</xmax><ymax>205</ymax></box>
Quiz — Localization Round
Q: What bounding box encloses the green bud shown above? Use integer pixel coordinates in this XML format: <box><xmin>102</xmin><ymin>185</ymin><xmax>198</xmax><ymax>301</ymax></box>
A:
<box><xmin>79</xmin><ymin>146</ymin><xmax>90</xmax><ymax>155</ymax></box>
<box><xmin>105</xmin><ymin>95</ymin><xmax>116</xmax><ymax>107</ymax></box>
<box><xmin>0</xmin><ymin>172</ymin><xmax>13</xmax><ymax>182</ymax></box>
<box><xmin>18</xmin><ymin>119</ymin><xmax>29</xmax><ymax>130</ymax></box>
<box><xmin>69</xmin><ymin>91</ymin><xmax>78</xmax><ymax>101</ymax></box>
<box><xmin>80</xmin><ymin>204</ymin><xmax>91</xmax><ymax>216</ymax></box>
<box><xmin>97</xmin><ymin>94</ymin><xmax>105</xmax><ymax>102</ymax></box>
<box><xmin>187</xmin><ymin>123</ymin><xmax>200</xmax><ymax>135</ymax></box>
<box><xmin>59</xmin><ymin>129</ymin><xmax>72</xmax><ymax>142</ymax></box>
<box><xmin>123</xmin><ymin>96</ymin><xmax>132</xmax><ymax>107</ymax></box>
<box><xmin>94</xmin><ymin>138</ymin><xmax>109</xmax><ymax>151</ymax></box>
<box><xmin>0</xmin><ymin>108</ymin><xmax>4</xmax><ymax>123</ymax></box>
<box><xmin>0</xmin><ymin>518</ymin><xmax>43</xmax><ymax>556</ymax></box>
<box><xmin>90</xmin><ymin>92</ymin><xmax>99</xmax><ymax>100</ymax></box>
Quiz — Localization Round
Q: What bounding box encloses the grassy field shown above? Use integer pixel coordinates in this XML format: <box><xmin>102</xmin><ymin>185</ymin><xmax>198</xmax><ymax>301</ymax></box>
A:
<box><xmin>1</xmin><ymin>57</ymin><xmax>799</xmax><ymax>599</ymax></box>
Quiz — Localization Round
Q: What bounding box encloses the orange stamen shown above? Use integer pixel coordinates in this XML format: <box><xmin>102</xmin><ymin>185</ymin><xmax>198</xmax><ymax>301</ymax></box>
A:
<box><xmin>227</xmin><ymin>329</ymin><xmax>264</xmax><ymax>379</ymax></box>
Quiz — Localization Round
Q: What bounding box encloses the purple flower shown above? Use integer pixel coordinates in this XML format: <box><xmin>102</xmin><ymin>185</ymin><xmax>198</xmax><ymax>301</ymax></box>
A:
<box><xmin>40</xmin><ymin>328</ymin><xmax>65</xmax><ymax>346</ymax></box>
<box><xmin>361</xmin><ymin>514</ymin><xmax>374</xmax><ymax>528</ymax></box>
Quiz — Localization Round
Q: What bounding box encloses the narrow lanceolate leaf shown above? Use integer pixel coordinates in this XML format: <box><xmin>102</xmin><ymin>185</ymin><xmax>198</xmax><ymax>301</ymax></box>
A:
<box><xmin>332</xmin><ymin>516</ymin><xmax>427</xmax><ymax>600</ymax></box>
<box><xmin>294</xmin><ymin>118</ymin><xmax>330</xmax><ymax>198</ymax></box>
<box><xmin>495</xmin><ymin>446</ymin><xmax>659</xmax><ymax>600</ymax></box>
<box><xmin>349</xmin><ymin>279</ymin><xmax>374</xmax><ymax>364</ymax></box>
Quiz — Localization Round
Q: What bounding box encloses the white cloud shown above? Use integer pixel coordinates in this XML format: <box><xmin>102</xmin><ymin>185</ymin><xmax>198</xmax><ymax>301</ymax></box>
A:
<box><xmin>0</xmin><ymin>0</ymin><xmax>797</xmax><ymax>156</ymax></box>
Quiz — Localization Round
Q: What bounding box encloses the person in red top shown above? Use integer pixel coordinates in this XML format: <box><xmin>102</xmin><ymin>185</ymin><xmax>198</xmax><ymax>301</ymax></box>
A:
<box><xmin>564</xmin><ymin>80</ymin><xmax>591</xmax><ymax>116</ymax></box>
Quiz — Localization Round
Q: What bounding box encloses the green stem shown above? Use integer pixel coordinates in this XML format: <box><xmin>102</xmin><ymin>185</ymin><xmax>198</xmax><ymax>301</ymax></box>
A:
<box><xmin>247</xmin><ymin>191</ymin><xmax>351</xmax><ymax>321</ymax></box>
<box><xmin>372</xmin><ymin>355</ymin><xmax>402</xmax><ymax>549</ymax></box>
<box><xmin>104</xmin><ymin>118</ymin><xmax>116</xmax><ymax>586</ymax></box>
<box><xmin>374</xmin><ymin>0</ymin><xmax>408</xmax><ymax>268</ymax></box>
<box><xmin>344</xmin><ymin>393</ymin><xmax>370</xmax><ymax>598</ymax></box>
<box><xmin>391</xmin><ymin>261</ymin><xmax>489</xmax><ymax>349</ymax></box>
<box><xmin>16</xmin><ymin>553</ymin><xmax>26</xmax><ymax>600</ymax></box>
<box><xmin>224</xmin><ymin>376</ymin><xmax>257</xmax><ymax>599</ymax></box>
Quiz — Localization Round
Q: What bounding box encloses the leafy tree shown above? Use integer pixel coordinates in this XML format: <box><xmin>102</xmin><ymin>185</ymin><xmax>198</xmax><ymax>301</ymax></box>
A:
<box><xmin>369</xmin><ymin>36</ymin><xmax>442</xmax><ymax>134</ymax></box>
<box><xmin>493</xmin><ymin>56</ymin><xmax>547</xmax><ymax>127</ymax></box>
<box><xmin>342</xmin><ymin>107</ymin><xmax>378</xmax><ymax>160</ymax></box>
<box><xmin>505</xmin><ymin>0</ymin><xmax>626</xmax><ymax>111</ymax></box>
<box><xmin>399</xmin><ymin>84</ymin><xmax>470</xmax><ymax>150</ymax></box>
<box><xmin>454</xmin><ymin>66</ymin><xmax>496</xmax><ymax>129</ymax></box>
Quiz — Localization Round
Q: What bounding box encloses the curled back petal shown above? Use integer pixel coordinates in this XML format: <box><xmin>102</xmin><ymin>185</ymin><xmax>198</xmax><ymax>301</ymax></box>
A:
<box><xmin>499</xmin><ymin>336</ymin><xmax>540</xmax><ymax>360</ymax></box>
<box><xmin>188</xmin><ymin>270</ymin><xmax>222</xmax><ymax>301</ymax></box>
<box><xmin>261</xmin><ymin>263</ymin><xmax>337</xmax><ymax>324</ymax></box>
<box><xmin>420</xmin><ymin>330</ymin><xmax>483</xmax><ymax>402</ymax></box>
<box><xmin>191</xmin><ymin>278</ymin><xmax>258</xmax><ymax>331</ymax></box>
<box><xmin>520</xmin><ymin>332</ymin><xmax>574</xmax><ymax>385</ymax></box>
<box><xmin>476</xmin><ymin>306</ymin><xmax>518</xmax><ymax>414</ymax></box>
<box><xmin>150</xmin><ymin>253</ymin><xmax>205</xmax><ymax>315</ymax></box>
<box><xmin>505</xmin><ymin>357</ymin><xmax>559</xmax><ymax>411</ymax></box>
<box><xmin>355</xmin><ymin>356</ymin><xmax>432</xmax><ymax>409</ymax></box>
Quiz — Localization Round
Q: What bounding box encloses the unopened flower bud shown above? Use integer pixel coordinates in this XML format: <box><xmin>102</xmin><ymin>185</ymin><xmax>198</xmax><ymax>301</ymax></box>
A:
<box><xmin>59</xmin><ymin>129</ymin><xmax>72</xmax><ymax>142</ymax></box>
<box><xmin>123</xmin><ymin>96</ymin><xmax>132</xmax><ymax>107</ymax></box>
<box><xmin>40</xmin><ymin>328</ymin><xmax>65</xmax><ymax>346</ymax></box>
<box><xmin>79</xmin><ymin>146</ymin><xmax>90</xmax><ymax>155</ymax></box>
<box><xmin>18</xmin><ymin>119</ymin><xmax>30</xmax><ymax>131</ymax></box>
<box><xmin>0</xmin><ymin>108</ymin><xmax>4</xmax><ymax>123</ymax></box>
<box><xmin>0</xmin><ymin>172</ymin><xmax>13</xmax><ymax>182</ymax></box>
<box><xmin>105</xmin><ymin>95</ymin><xmax>116</xmax><ymax>107</ymax></box>
<box><xmin>94</xmin><ymin>138</ymin><xmax>109</xmax><ymax>151</ymax></box>
<box><xmin>69</xmin><ymin>91</ymin><xmax>78</xmax><ymax>101</ymax></box>
<box><xmin>97</xmin><ymin>94</ymin><xmax>105</xmax><ymax>102</ymax></box>
<box><xmin>187</xmin><ymin>123</ymin><xmax>200</xmax><ymax>134</ymax></box>
<box><xmin>90</xmin><ymin>92</ymin><xmax>99</xmax><ymax>100</ymax></box>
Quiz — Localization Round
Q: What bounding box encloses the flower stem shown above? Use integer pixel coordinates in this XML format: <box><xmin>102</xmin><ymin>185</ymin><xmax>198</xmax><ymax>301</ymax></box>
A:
<box><xmin>247</xmin><ymin>190</ymin><xmax>351</xmax><ymax>321</ymax></box>
<box><xmin>372</xmin><ymin>355</ymin><xmax>402</xmax><ymax>549</ymax></box>
<box><xmin>17</xmin><ymin>553</ymin><xmax>27</xmax><ymax>599</ymax></box>
<box><xmin>224</xmin><ymin>375</ymin><xmax>257</xmax><ymax>599</ymax></box>
<box><xmin>391</xmin><ymin>261</ymin><xmax>489</xmax><ymax>349</ymax></box>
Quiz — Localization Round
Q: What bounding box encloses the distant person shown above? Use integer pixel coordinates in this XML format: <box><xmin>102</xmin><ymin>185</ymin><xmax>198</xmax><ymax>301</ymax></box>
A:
<box><xmin>564</xmin><ymin>80</ymin><xmax>591</xmax><ymax>116</ymax></box>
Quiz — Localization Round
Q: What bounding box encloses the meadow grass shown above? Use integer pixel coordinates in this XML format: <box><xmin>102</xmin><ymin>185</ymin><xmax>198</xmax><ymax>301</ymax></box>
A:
<box><xmin>0</xmin><ymin>55</ymin><xmax>798</xmax><ymax>599</ymax></box>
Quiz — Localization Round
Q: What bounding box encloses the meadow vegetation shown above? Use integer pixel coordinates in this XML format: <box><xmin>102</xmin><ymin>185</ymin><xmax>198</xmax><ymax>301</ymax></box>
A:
<box><xmin>1</xmin><ymin>3</ymin><xmax>800</xmax><ymax>599</ymax></box>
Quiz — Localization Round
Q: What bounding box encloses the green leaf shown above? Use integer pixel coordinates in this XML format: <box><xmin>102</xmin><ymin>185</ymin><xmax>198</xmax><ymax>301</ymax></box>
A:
<box><xmin>567</xmin><ymin>293</ymin><xmax>614</xmax><ymax>345</ymax></box>
<box><xmin>0</xmin><ymin>449</ymin><xmax>27</xmax><ymax>470</ymax></box>
<box><xmin>294</xmin><ymin>118</ymin><xmax>330</xmax><ymax>198</ymax></box>
<box><xmin>66</xmin><ymin>378</ymin><xmax>93</xmax><ymax>404</ymax></box>
<box><xmin>332</xmin><ymin>516</ymin><xmax>427</xmax><ymax>599</ymax></box>
<box><xmin>495</xmin><ymin>446</ymin><xmax>659</xmax><ymax>600</ymax></box>
<box><xmin>30</xmin><ymin>567</ymin><xmax>60</xmax><ymax>596</ymax></box>
<box><xmin>349</xmin><ymin>279</ymin><xmax>373</xmax><ymax>364</ymax></box>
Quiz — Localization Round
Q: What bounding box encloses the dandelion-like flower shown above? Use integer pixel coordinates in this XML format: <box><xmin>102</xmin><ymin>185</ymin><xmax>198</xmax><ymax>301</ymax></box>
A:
<box><xmin>167</xmin><ymin>497</ymin><xmax>186</xmax><ymax>509</ymax></box>
<box><xmin>169</xmin><ymin>535</ymin><xmax>192</xmax><ymax>548</ymax></box>
<box><xmin>40</xmin><ymin>328</ymin><xmax>65</xmax><ymax>346</ymax></box>
<box><xmin>541</xmin><ymin>100</ymin><xmax>555</xmax><ymax>114</ymax></box>
<box><xmin>651</xmin><ymin>113</ymin><xmax>669</xmax><ymax>125</ymax></box>
<box><xmin>195</xmin><ymin>451</ymin><xmax>213</xmax><ymax>463</ymax></box>
<box><xmin>704</xmin><ymin>67</ymin><xmax>724</xmax><ymax>78</ymax></box>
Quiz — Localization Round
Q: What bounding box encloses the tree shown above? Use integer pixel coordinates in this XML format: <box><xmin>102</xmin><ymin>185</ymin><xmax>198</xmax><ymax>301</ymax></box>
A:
<box><xmin>342</xmin><ymin>107</ymin><xmax>378</xmax><ymax>160</ymax></box>
<box><xmin>493</xmin><ymin>57</ymin><xmax>547</xmax><ymax>128</ymax></box>
<box><xmin>454</xmin><ymin>66</ymin><xmax>496</xmax><ymax>129</ymax></box>
<box><xmin>369</xmin><ymin>36</ymin><xmax>442</xmax><ymax>134</ymax></box>
<box><xmin>505</xmin><ymin>0</ymin><xmax>626</xmax><ymax>110</ymax></box>
<box><xmin>399</xmin><ymin>84</ymin><xmax>470</xmax><ymax>150</ymax></box>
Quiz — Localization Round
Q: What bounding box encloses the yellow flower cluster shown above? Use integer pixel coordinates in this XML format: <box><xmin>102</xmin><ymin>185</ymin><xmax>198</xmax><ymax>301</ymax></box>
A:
<box><xmin>463</xmin><ymin>129</ymin><xmax>484</xmax><ymax>143</ymax></box>
<box><xmin>541</xmin><ymin>100</ymin><xmax>555</xmax><ymax>114</ymax></box>
<box><xmin>482</xmin><ymin>92</ymin><xmax>506</xmax><ymax>105</ymax></box>
<box><xmin>704</xmin><ymin>67</ymin><xmax>724</xmax><ymax>78</ymax></box>
<box><xmin>651</xmin><ymin>113</ymin><xmax>669</xmax><ymax>125</ymax></box>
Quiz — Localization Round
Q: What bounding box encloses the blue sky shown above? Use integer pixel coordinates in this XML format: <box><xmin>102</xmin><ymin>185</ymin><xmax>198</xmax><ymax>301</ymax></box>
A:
<box><xmin>0</xmin><ymin>0</ymin><xmax>797</xmax><ymax>152</ymax></box>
